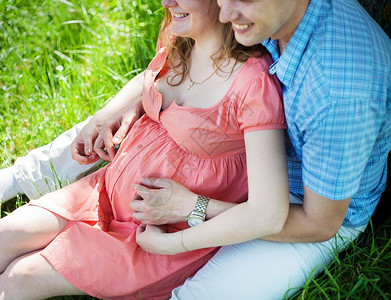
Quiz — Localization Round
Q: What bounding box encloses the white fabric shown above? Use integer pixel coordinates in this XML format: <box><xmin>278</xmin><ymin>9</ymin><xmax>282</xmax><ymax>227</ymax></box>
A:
<box><xmin>0</xmin><ymin>166</ymin><xmax>22</xmax><ymax>203</ymax></box>
<box><xmin>10</xmin><ymin>117</ymin><xmax>100</xmax><ymax>200</ymax></box>
<box><xmin>171</xmin><ymin>195</ymin><xmax>367</xmax><ymax>300</ymax></box>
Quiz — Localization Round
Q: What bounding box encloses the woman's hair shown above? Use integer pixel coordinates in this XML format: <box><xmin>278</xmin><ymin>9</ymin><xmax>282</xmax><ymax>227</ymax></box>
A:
<box><xmin>159</xmin><ymin>8</ymin><xmax>266</xmax><ymax>86</ymax></box>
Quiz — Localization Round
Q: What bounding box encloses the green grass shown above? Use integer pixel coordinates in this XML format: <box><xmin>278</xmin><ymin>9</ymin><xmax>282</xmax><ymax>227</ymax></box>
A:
<box><xmin>0</xmin><ymin>0</ymin><xmax>162</xmax><ymax>164</ymax></box>
<box><xmin>1</xmin><ymin>1</ymin><xmax>390</xmax><ymax>299</ymax></box>
<box><xmin>289</xmin><ymin>219</ymin><xmax>391</xmax><ymax>300</ymax></box>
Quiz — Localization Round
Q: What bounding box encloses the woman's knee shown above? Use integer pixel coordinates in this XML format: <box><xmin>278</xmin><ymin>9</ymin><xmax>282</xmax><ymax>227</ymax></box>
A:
<box><xmin>0</xmin><ymin>254</ymin><xmax>41</xmax><ymax>298</ymax></box>
<box><xmin>0</xmin><ymin>210</ymin><xmax>35</xmax><ymax>250</ymax></box>
<box><xmin>1</xmin><ymin>252</ymin><xmax>86</xmax><ymax>299</ymax></box>
<box><xmin>0</xmin><ymin>205</ymin><xmax>66</xmax><ymax>247</ymax></box>
<box><xmin>0</xmin><ymin>215</ymin><xmax>25</xmax><ymax>248</ymax></box>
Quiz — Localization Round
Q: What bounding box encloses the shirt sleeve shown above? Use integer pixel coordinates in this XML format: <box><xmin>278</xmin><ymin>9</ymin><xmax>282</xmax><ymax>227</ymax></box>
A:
<box><xmin>301</xmin><ymin>97</ymin><xmax>383</xmax><ymax>200</ymax></box>
<box><xmin>236</xmin><ymin>71</ymin><xmax>286</xmax><ymax>133</ymax></box>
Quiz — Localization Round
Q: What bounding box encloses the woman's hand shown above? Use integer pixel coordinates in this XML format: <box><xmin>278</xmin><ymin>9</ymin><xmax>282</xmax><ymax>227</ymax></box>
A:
<box><xmin>131</xmin><ymin>178</ymin><xmax>197</xmax><ymax>225</ymax></box>
<box><xmin>136</xmin><ymin>224</ymin><xmax>184</xmax><ymax>255</ymax></box>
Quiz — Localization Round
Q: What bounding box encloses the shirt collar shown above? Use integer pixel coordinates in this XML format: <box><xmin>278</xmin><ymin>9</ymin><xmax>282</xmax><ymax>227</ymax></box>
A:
<box><xmin>262</xmin><ymin>0</ymin><xmax>323</xmax><ymax>88</ymax></box>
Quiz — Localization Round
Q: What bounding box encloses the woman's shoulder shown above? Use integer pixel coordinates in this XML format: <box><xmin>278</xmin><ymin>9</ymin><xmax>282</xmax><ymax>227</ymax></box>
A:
<box><xmin>231</xmin><ymin>53</ymin><xmax>276</xmax><ymax>93</ymax></box>
<box><xmin>242</xmin><ymin>54</ymin><xmax>274</xmax><ymax>78</ymax></box>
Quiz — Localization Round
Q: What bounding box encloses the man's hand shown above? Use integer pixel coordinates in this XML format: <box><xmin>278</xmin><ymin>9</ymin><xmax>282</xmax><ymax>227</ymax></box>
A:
<box><xmin>71</xmin><ymin>70</ymin><xmax>145</xmax><ymax>164</ymax></box>
<box><xmin>70</xmin><ymin>116</ymin><xmax>102</xmax><ymax>164</ymax></box>
<box><xmin>130</xmin><ymin>178</ymin><xmax>198</xmax><ymax>225</ymax></box>
<box><xmin>71</xmin><ymin>96</ymin><xmax>143</xmax><ymax>164</ymax></box>
<box><xmin>93</xmin><ymin>96</ymin><xmax>143</xmax><ymax>161</ymax></box>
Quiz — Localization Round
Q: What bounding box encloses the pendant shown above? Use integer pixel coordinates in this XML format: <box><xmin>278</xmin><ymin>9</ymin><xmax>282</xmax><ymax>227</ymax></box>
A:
<box><xmin>187</xmin><ymin>81</ymin><xmax>195</xmax><ymax>91</ymax></box>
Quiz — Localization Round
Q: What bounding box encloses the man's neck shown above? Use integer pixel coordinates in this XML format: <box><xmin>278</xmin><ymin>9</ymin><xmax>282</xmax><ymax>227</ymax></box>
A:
<box><xmin>278</xmin><ymin>40</ymin><xmax>288</xmax><ymax>55</ymax></box>
<box><xmin>274</xmin><ymin>0</ymin><xmax>311</xmax><ymax>54</ymax></box>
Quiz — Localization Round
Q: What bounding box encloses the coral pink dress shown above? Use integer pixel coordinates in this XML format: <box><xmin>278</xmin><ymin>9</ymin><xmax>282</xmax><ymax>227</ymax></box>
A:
<box><xmin>29</xmin><ymin>47</ymin><xmax>285</xmax><ymax>299</ymax></box>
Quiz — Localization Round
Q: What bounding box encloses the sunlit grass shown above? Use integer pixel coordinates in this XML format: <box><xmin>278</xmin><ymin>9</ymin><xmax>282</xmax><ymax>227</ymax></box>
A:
<box><xmin>0</xmin><ymin>0</ymin><xmax>162</xmax><ymax>165</ymax></box>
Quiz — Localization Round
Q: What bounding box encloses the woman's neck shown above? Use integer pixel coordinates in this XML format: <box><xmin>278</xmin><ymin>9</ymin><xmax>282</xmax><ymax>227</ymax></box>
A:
<box><xmin>192</xmin><ymin>47</ymin><xmax>214</xmax><ymax>65</ymax></box>
<box><xmin>190</xmin><ymin>27</ymin><xmax>224</xmax><ymax>67</ymax></box>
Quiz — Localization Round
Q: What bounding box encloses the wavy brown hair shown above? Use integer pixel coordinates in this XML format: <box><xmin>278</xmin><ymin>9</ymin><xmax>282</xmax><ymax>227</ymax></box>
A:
<box><xmin>159</xmin><ymin>7</ymin><xmax>267</xmax><ymax>86</ymax></box>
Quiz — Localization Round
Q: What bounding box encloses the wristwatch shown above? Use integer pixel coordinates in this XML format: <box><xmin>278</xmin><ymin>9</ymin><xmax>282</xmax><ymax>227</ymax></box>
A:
<box><xmin>186</xmin><ymin>195</ymin><xmax>210</xmax><ymax>227</ymax></box>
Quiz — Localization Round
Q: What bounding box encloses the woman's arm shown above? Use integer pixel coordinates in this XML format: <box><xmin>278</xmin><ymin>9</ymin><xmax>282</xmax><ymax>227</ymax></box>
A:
<box><xmin>71</xmin><ymin>70</ymin><xmax>146</xmax><ymax>163</ymax></box>
<box><xmin>135</xmin><ymin>129</ymin><xmax>290</xmax><ymax>254</ymax></box>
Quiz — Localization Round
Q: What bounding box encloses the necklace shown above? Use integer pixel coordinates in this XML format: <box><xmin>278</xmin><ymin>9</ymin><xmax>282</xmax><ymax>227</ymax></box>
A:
<box><xmin>187</xmin><ymin>69</ymin><xmax>217</xmax><ymax>91</ymax></box>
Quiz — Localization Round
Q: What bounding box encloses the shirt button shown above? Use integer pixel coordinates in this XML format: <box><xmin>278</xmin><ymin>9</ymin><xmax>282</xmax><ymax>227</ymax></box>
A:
<box><xmin>117</xmin><ymin>166</ymin><xmax>121</xmax><ymax>173</ymax></box>
<box><xmin>269</xmin><ymin>60</ymin><xmax>279</xmax><ymax>75</ymax></box>
<box><xmin>137</xmin><ymin>144</ymin><xmax>143</xmax><ymax>149</ymax></box>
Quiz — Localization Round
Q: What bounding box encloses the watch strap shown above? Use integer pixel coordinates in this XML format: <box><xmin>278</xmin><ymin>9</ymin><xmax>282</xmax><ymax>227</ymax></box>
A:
<box><xmin>193</xmin><ymin>195</ymin><xmax>209</xmax><ymax>215</ymax></box>
<box><xmin>186</xmin><ymin>194</ymin><xmax>210</xmax><ymax>227</ymax></box>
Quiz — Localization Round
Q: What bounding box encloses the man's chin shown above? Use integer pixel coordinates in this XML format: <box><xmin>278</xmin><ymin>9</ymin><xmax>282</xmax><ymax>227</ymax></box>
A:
<box><xmin>234</xmin><ymin>33</ymin><xmax>263</xmax><ymax>47</ymax></box>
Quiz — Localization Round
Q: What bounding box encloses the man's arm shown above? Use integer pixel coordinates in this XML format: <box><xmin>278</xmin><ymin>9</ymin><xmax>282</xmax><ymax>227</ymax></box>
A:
<box><xmin>191</xmin><ymin>186</ymin><xmax>350</xmax><ymax>243</ymax></box>
<box><xmin>263</xmin><ymin>186</ymin><xmax>351</xmax><ymax>243</ymax></box>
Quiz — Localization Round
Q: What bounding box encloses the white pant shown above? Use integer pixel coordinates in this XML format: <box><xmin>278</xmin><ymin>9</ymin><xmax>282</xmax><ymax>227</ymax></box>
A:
<box><xmin>171</xmin><ymin>196</ymin><xmax>366</xmax><ymax>299</ymax></box>
<box><xmin>12</xmin><ymin>117</ymin><xmax>100</xmax><ymax>200</ymax></box>
<box><xmin>9</xmin><ymin>123</ymin><xmax>366</xmax><ymax>299</ymax></box>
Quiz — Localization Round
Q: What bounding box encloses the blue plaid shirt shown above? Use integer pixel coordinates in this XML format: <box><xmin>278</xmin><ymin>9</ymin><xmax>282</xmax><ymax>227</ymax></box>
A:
<box><xmin>263</xmin><ymin>0</ymin><xmax>391</xmax><ymax>227</ymax></box>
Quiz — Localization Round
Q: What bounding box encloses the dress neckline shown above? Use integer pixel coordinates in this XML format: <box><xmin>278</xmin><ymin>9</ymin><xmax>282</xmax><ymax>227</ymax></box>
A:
<box><xmin>153</xmin><ymin>55</ymin><xmax>259</xmax><ymax>112</ymax></box>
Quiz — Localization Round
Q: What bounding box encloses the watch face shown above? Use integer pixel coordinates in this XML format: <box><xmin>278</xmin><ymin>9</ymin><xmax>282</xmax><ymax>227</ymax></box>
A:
<box><xmin>187</xmin><ymin>216</ymin><xmax>204</xmax><ymax>227</ymax></box>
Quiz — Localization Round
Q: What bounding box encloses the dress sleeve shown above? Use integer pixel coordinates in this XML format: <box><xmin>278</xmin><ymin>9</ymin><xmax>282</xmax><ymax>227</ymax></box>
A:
<box><xmin>236</xmin><ymin>71</ymin><xmax>286</xmax><ymax>133</ymax></box>
<box><xmin>156</xmin><ymin>39</ymin><xmax>163</xmax><ymax>52</ymax></box>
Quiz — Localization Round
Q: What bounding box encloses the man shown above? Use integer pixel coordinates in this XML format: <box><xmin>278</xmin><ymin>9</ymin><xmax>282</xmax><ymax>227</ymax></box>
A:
<box><xmin>1</xmin><ymin>0</ymin><xmax>390</xmax><ymax>298</ymax></box>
